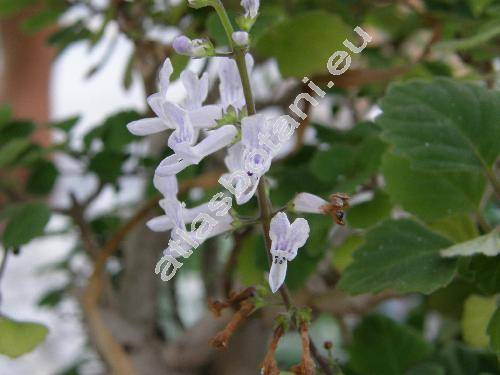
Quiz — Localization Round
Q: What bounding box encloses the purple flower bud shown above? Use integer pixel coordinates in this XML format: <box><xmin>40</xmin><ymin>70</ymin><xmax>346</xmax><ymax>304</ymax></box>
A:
<box><xmin>173</xmin><ymin>35</ymin><xmax>214</xmax><ymax>58</ymax></box>
<box><xmin>173</xmin><ymin>35</ymin><xmax>193</xmax><ymax>56</ymax></box>
<box><xmin>232</xmin><ymin>31</ymin><xmax>249</xmax><ymax>46</ymax></box>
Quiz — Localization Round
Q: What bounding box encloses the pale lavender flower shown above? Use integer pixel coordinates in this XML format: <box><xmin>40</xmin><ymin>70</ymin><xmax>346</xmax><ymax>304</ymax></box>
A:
<box><xmin>241</xmin><ymin>0</ymin><xmax>259</xmax><ymax>18</ymax></box>
<box><xmin>232</xmin><ymin>31</ymin><xmax>249</xmax><ymax>46</ymax></box>
<box><xmin>268</xmin><ymin>212</ymin><xmax>310</xmax><ymax>293</ymax></box>
<box><xmin>292</xmin><ymin>192</ymin><xmax>328</xmax><ymax>214</ymax></box>
<box><xmin>220</xmin><ymin>114</ymin><xmax>275</xmax><ymax>205</ymax></box>
<box><xmin>155</xmin><ymin>105</ymin><xmax>237</xmax><ymax>176</ymax></box>
<box><xmin>173</xmin><ymin>35</ymin><xmax>214</xmax><ymax>58</ymax></box>
<box><xmin>127</xmin><ymin>58</ymin><xmax>222</xmax><ymax>136</ymax></box>
<box><xmin>218</xmin><ymin>54</ymin><xmax>254</xmax><ymax>112</ymax></box>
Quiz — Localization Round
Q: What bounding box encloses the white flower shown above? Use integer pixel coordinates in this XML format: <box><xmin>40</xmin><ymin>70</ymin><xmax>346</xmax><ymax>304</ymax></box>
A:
<box><xmin>127</xmin><ymin>58</ymin><xmax>222</xmax><ymax>136</ymax></box>
<box><xmin>218</xmin><ymin>54</ymin><xmax>254</xmax><ymax>113</ymax></box>
<box><xmin>232</xmin><ymin>31</ymin><xmax>249</xmax><ymax>46</ymax></box>
<box><xmin>221</xmin><ymin>114</ymin><xmax>275</xmax><ymax>204</ymax></box>
<box><xmin>173</xmin><ymin>35</ymin><xmax>214</xmax><ymax>58</ymax></box>
<box><xmin>153</xmin><ymin>199</ymin><xmax>233</xmax><ymax>259</ymax></box>
<box><xmin>292</xmin><ymin>192</ymin><xmax>328</xmax><ymax>214</ymax></box>
<box><xmin>292</xmin><ymin>192</ymin><xmax>350</xmax><ymax>225</ymax></box>
<box><xmin>241</xmin><ymin>0</ymin><xmax>259</xmax><ymax>18</ymax></box>
<box><xmin>268</xmin><ymin>212</ymin><xmax>310</xmax><ymax>293</ymax></box>
<box><xmin>155</xmin><ymin>105</ymin><xmax>237</xmax><ymax>176</ymax></box>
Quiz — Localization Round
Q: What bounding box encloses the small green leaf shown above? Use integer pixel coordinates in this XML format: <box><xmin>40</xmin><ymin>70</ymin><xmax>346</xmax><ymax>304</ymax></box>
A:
<box><xmin>52</xmin><ymin>116</ymin><xmax>80</xmax><ymax>133</ymax></box>
<box><xmin>378</xmin><ymin>78</ymin><xmax>500</xmax><ymax>173</ymax></box>
<box><xmin>349</xmin><ymin>315</ymin><xmax>432</xmax><ymax>375</ymax></box>
<box><xmin>382</xmin><ymin>153</ymin><xmax>485</xmax><ymax>221</ymax></box>
<box><xmin>88</xmin><ymin>151</ymin><xmax>125</xmax><ymax>184</ymax></box>
<box><xmin>255</xmin><ymin>11</ymin><xmax>351</xmax><ymax>77</ymax></box>
<box><xmin>3</xmin><ymin>203</ymin><xmax>51</xmax><ymax>248</ymax></box>
<box><xmin>26</xmin><ymin>160</ymin><xmax>58</xmax><ymax>195</ymax></box>
<box><xmin>0</xmin><ymin>317</ymin><xmax>48</xmax><ymax>358</ymax></box>
<box><xmin>462</xmin><ymin>295</ymin><xmax>497</xmax><ymax>349</ymax></box>
<box><xmin>487</xmin><ymin>307</ymin><xmax>500</xmax><ymax>353</ymax></box>
<box><xmin>441</xmin><ymin>231</ymin><xmax>500</xmax><ymax>258</ymax></box>
<box><xmin>38</xmin><ymin>288</ymin><xmax>65</xmax><ymax>308</ymax></box>
<box><xmin>338</xmin><ymin>219</ymin><xmax>456</xmax><ymax>295</ymax></box>
<box><xmin>0</xmin><ymin>139</ymin><xmax>31</xmax><ymax>168</ymax></box>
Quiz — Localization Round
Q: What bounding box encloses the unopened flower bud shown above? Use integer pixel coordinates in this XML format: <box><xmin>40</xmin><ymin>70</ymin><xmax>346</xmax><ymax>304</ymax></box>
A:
<box><xmin>173</xmin><ymin>36</ymin><xmax>214</xmax><ymax>58</ymax></box>
<box><xmin>232</xmin><ymin>31</ymin><xmax>249</xmax><ymax>47</ymax></box>
<box><xmin>323</xmin><ymin>341</ymin><xmax>333</xmax><ymax>350</ymax></box>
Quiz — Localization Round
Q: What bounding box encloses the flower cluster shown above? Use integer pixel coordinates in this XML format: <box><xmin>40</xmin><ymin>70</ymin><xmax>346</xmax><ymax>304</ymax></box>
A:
<box><xmin>126</xmin><ymin>0</ymin><xmax>347</xmax><ymax>293</ymax></box>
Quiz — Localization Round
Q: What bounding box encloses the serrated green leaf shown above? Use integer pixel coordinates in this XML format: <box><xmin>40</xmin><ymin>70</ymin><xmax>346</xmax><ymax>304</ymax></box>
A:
<box><xmin>3</xmin><ymin>203</ymin><xmax>51</xmax><ymax>248</ymax></box>
<box><xmin>382</xmin><ymin>153</ymin><xmax>485</xmax><ymax>220</ymax></box>
<box><xmin>441</xmin><ymin>231</ymin><xmax>500</xmax><ymax>258</ymax></box>
<box><xmin>338</xmin><ymin>219</ymin><xmax>456</xmax><ymax>295</ymax></box>
<box><xmin>378</xmin><ymin>78</ymin><xmax>500</xmax><ymax>173</ymax></box>
<box><xmin>255</xmin><ymin>10</ymin><xmax>351</xmax><ymax>77</ymax></box>
<box><xmin>349</xmin><ymin>315</ymin><xmax>432</xmax><ymax>375</ymax></box>
<box><xmin>462</xmin><ymin>295</ymin><xmax>497</xmax><ymax>349</ymax></box>
<box><xmin>0</xmin><ymin>317</ymin><xmax>48</xmax><ymax>358</ymax></box>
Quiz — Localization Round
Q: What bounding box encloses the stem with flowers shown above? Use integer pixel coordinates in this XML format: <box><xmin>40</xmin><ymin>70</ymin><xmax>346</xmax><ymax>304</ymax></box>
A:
<box><xmin>212</xmin><ymin>1</ymin><xmax>332</xmax><ymax>373</ymax></box>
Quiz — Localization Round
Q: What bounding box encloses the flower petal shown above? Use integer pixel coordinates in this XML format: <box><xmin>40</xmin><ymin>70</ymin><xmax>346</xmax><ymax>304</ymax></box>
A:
<box><xmin>269</xmin><ymin>212</ymin><xmax>290</xmax><ymax>244</ymax></box>
<box><xmin>147</xmin><ymin>94</ymin><xmax>175</xmax><ymax>127</ymax></box>
<box><xmin>189</xmin><ymin>105</ymin><xmax>223</xmax><ymax>129</ymax></box>
<box><xmin>219</xmin><ymin>57</ymin><xmax>245</xmax><ymax>111</ymax></box>
<box><xmin>193</xmin><ymin>125</ymin><xmax>237</xmax><ymax>158</ymax></box>
<box><xmin>287</xmin><ymin>218</ymin><xmax>310</xmax><ymax>259</ymax></box>
<box><xmin>127</xmin><ymin>118</ymin><xmax>169</xmax><ymax>136</ymax></box>
<box><xmin>153</xmin><ymin>174</ymin><xmax>178</xmax><ymax>197</ymax></box>
<box><xmin>181</xmin><ymin>70</ymin><xmax>209</xmax><ymax>110</ymax></box>
<box><xmin>241</xmin><ymin>114</ymin><xmax>266</xmax><ymax>148</ymax></box>
<box><xmin>159</xmin><ymin>58</ymin><xmax>174</xmax><ymax>97</ymax></box>
<box><xmin>155</xmin><ymin>154</ymin><xmax>191</xmax><ymax>176</ymax></box>
<box><xmin>159</xmin><ymin>197</ymin><xmax>185</xmax><ymax>230</ymax></box>
<box><xmin>235</xmin><ymin>176</ymin><xmax>260</xmax><ymax>205</ymax></box>
<box><xmin>225</xmin><ymin>142</ymin><xmax>245</xmax><ymax>172</ymax></box>
<box><xmin>293</xmin><ymin>193</ymin><xmax>328</xmax><ymax>214</ymax></box>
<box><xmin>147</xmin><ymin>215</ymin><xmax>174</xmax><ymax>232</ymax></box>
<box><xmin>268</xmin><ymin>260</ymin><xmax>287</xmax><ymax>293</ymax></box>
